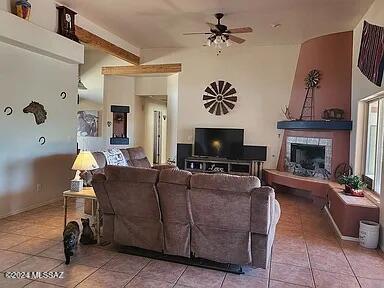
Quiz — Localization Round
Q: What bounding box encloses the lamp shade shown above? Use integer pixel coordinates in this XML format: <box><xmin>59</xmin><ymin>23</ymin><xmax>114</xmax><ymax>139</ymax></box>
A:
<box><xmin>72</xmin><ymin>151</ymin><xmax>99</xmax><ymax>171</ymax></box>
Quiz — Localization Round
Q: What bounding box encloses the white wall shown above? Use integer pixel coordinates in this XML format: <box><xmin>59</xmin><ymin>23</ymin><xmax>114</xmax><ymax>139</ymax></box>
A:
<box><xmin>77</xmin><ymin>49</ymin><xmax>127</xmax><ymax>152</ymax></box>
<box><xmin>135</xmin><ymin>77</ymin><xmax>167</xmax><ymax>96</ymax></box>
<box><xmin>167</xmin><ymin>74</ymin><xmax>179</xmax><ymax>162</ymax></box>
<box><xmin>141</xmin><ymin>46</ymin><xmax>300</xmax><ymax>168</ymax></box>
<box><xmin>0</xmin><ymin>41</ymin><xmax>77</xmax><ymax>217</ymax></box>
<box><xmin>351</xmin><ymin>0</ymin><xmax>384</xmax><ymax>250</ymax></box>
<box><xmin>103</xmin><ymin>76</ymin><xmax>136</xmax><ymax>149</ymax></box>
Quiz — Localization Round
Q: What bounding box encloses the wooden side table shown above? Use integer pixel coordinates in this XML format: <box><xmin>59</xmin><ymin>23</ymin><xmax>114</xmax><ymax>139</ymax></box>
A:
<box><xmin>63</xmin><ymin>187</ymin><xmax>101</xmax><ymax>244</ymax></box>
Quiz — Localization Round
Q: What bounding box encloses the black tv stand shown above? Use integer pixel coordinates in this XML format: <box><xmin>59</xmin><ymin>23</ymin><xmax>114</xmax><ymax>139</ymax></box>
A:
<box><xmin>185</xmin><ymin>156</ymin><xmax>263</xmax><ymax>178</ymax></box>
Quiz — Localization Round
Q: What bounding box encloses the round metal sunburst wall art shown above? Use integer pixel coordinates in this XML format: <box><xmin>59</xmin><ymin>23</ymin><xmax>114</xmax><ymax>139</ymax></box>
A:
<box><xmin>305</xmin><ymin>69</ymin><xmax>321</xmax><ymax>89</ymax></box>
<box><xmin>203</xmin><ymin>81</ymin><xmax>237</xmax><ymax>115</ymax></box>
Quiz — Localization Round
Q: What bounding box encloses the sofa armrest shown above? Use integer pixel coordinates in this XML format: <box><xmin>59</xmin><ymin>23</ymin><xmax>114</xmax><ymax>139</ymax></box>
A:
<box><xmin>152</xmin><ymin>164</ymin><xmax>177</xmax><ymax>171</ymax></box>
<box><xmin>250</xmin><ymin>186</ymin><xmax>276</xmax><ymax>235</ymax></box>
<box><xmin>91</xmin><ymin>173</ymin><xmax>114</xmax><ymax>215</ymax></box>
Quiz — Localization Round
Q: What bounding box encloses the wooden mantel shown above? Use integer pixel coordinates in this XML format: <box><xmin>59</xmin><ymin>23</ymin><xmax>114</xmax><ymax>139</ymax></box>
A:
<box><xmin>75</xmin><ymin>25</ymin><xmax>140</xmax><ymax>65</ymax></box>
<box><xmin>102</xmin><ymin>63</ymin><xmax>182</xmax><ymax>76</ymax></box>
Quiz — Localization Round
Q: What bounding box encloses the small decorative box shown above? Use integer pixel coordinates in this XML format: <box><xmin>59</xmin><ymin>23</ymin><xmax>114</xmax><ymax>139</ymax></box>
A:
<box><xmin>70</xmin><ymin>179</ymin><xmax>83</xmax><ymax>192</ymax></box>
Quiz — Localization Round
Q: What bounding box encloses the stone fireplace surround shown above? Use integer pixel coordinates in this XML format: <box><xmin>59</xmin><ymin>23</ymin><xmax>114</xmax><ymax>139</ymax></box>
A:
<box><xmin>277</xmin><ymin>130</ymin><xmax>350</xmax><ymax>181</ymax></box>
<box><xmin>286</xmin><ymin>136</ymin><xmax>332</xmax><ymax>176</ymax></box>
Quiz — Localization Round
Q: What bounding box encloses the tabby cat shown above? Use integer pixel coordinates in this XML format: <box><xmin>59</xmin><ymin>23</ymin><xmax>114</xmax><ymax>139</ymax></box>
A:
<box><xmin>63</xmin><ymin>221</ymin><xmax>80</xmax><ymax>265</ymax></box>
<box><xmin>80</xmin><ymin>218</ymin><xmax>97</xmax><ymax>245</ymax></box>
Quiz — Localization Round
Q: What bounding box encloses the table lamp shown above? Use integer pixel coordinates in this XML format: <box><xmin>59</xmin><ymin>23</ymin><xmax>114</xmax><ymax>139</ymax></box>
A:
<box><xmin>71</xmin><ymin>151</ymin><xmax>99</xmax><ymax>192</ymax></box>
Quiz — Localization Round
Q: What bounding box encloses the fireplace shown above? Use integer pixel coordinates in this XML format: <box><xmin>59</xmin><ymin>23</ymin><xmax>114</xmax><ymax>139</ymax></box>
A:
<box><xmin>291</xmin><ymin>144</ymin><xmax>325</xmax><ymax>170</ymax></box>
<box><xmin>286</xmin><ymin>137</ymin><xmax>332</xmax><ymax>179</ymax></box>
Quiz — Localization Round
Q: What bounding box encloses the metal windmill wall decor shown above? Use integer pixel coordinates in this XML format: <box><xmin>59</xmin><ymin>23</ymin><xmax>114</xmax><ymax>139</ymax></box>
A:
<box><xmin>203</xmin><ymin>80</ymin><xmax>237</xmax><ymax>115</ymax></box>
<box><xmin>299</xmin><ymin>69</ymin><xmax>321</xmax><ymax>120</ymax></box>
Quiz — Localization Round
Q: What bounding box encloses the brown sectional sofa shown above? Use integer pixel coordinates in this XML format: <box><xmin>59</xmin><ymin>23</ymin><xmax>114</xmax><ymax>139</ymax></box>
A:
<box><xmin>92</xmin><ymin>163</ymin><xmax>280</xmax><ymax>269</ymax></box>
<box><xmin>84</xmin><ymin>147</ymin><xmax>174</xmax><ymax>214</ymax></box>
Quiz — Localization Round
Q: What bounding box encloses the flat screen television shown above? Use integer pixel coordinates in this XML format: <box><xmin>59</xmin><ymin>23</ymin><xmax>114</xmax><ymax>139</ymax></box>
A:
<box><xmin>194</xmin><ymin>128</ymin><xmax>244</xmax><ymax>159</ymax></box>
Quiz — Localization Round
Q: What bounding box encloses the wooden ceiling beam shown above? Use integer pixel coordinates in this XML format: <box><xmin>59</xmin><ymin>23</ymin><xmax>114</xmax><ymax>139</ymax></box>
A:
<box><xmin>75</xmin><ymin>25</ymin><xmax>140</xmax><ymax>65</ymax></box>
<box><xmin>102</xmin><ymin>63</ymin><xmax>182</xmax><ymax>75</ymax></box>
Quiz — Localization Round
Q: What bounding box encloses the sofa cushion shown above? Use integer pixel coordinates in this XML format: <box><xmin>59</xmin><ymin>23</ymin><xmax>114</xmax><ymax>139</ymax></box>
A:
<box><xmin>132</xmin><ymin>157</ymin><xmax>151</xmax><ymax>168</ymax></box>
<box><xmin>159</xmin><ymin>168</ymin><xmax>191</xmax><ymax>186</ymax></box>
<box><xmin>190</xmin><ymin>173</ymin><xmax>260</xmax><ymax>192</ymax></box>
<box><xmin>105</xmin><ymin>166</ymin><xmax>158</xmax><ymax>183</ymax></box>
<box><xmin>157</xmin><ymin>168</ymin><xmax>192</xmax><ymax>257</ymax></box>
<box><xmin>128</xmin><ymin>147</ymin><xmax>147</xmax><ymax>160</ymax></box>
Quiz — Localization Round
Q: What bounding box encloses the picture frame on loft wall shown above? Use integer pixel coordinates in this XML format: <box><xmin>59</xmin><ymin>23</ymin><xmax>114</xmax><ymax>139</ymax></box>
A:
<box><xmin>77</xmin><ymin>110</ymin><xmax>101</xmax><ymax>137</ymax></box>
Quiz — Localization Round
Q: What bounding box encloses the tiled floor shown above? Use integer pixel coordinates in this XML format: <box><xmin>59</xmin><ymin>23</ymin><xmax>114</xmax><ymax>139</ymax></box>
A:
<box><xmin>0</xmin><ymin>192</ymin><xmax>383</xmax><ymax>287</ymax></box>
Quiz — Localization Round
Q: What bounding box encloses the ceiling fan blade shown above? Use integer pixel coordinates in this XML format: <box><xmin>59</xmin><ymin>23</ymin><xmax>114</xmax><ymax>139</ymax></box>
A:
<box><xmin>207</xmin><ymin>22</ymin><xmax>219</xmax><ymax>32</ymax></box>
<box><xmin>227</xmin><ymin>27</ymin><xmax>253</xmax><ymax>33</ymax></box>
<box><xmin>183</xmin><ymin>32</ymin><xmax>211</xmax><ymax>35</ymax></box>
<box><xmin>228</xmin><ymin>34</ymin><xmax>246</xmax><ymax>44</ymax></box>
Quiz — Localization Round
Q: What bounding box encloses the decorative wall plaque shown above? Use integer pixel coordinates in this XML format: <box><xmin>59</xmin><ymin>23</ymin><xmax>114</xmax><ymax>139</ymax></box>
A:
<box><xmin>23</xmin><ymin>101</ymin><xmax>47</xmax><ymax>125</ymax></box>
<box><xmin>203</xmin><ymin>81</ymin><xmax>237</xmax><ymax>115</ymax></box>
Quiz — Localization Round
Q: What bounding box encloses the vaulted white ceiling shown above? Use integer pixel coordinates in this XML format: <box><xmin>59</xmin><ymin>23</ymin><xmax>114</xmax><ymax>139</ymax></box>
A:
<box><xmin>62</xmin><ymin>0</ymin><xmax>374</xmax><ymax>48</ymax></box>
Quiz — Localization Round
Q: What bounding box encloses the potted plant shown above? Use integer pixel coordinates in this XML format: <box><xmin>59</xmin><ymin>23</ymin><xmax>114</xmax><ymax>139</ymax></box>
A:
<box><xmin>337</xmin><ymin>175</ymin><xmax>366</xmax><ymax>197</ymax></box>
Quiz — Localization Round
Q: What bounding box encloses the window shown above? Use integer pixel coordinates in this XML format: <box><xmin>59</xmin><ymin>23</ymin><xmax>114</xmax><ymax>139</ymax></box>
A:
<box><xmin>364</xmin><ymin>97</ymin><xmax>384</xmax><ymax>193</ymax></box>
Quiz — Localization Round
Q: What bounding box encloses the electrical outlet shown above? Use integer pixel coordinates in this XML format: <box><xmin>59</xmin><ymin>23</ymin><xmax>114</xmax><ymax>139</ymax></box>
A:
<box><xmin>36</xmin><ymin>184</ymin><xmax>42</xmax><ymax>193</ymax></box>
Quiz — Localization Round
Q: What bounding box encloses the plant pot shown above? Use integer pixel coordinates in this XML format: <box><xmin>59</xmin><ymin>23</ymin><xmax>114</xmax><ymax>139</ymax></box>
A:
<box><xmin>359</xmin><ymin>220</ymin><xmax>379</xmax><ymax>249</ymax></box>
<box><xmin>344</xmin><ymin>185</ymin><xmax>364</xmax><ymax>197</ymax></box>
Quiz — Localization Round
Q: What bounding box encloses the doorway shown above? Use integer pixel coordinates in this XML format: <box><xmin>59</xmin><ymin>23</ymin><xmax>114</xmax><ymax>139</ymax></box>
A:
<box><xmin>153</xmin><ymin>110</ymin><xmax>162</xmax><ymax>164</ymax></box>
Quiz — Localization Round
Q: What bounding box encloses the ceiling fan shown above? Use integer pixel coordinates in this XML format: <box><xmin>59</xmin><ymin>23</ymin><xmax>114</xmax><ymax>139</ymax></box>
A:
<box><xmin>183</xmin><ymin>13</ymin><xmax>253</xmax><ymax>48</ymax></box>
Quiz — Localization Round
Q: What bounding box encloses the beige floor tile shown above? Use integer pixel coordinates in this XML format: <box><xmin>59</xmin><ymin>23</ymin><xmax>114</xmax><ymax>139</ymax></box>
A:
<box><xmin>221</xmin><ymin>274</ymin><xmax>268</xmax><ymax>288</ymax></box>
<box><xmin>137</xmin><ymin>260</ymin><xmax>186</xmax><ymax>284</ymax></box>
<box><xmin>346</xmin><ymin>251</ymin><xmax>384</xmax><ymax>280</ymax></box>
<box><xmin>176</xmin><ymin>266</ymin><xmax>225</xmax><ymax>288</ymax></box>
<box><xmin>25</xmin><ymin>281</ymin><xmax>62</xmax><ymax>287</ymax></box>
<box><xmin>272</xmin><ymin>242</ymin><xmax>310</xmax><ymax>268</ymax></box>
<box><xmin>76</xmin><ymin>268</ymin><xmax>134</xmax><ymax>288</ymax></box>
<box><xmin>38</xmin><ymin>243</ymin><xmax>65</xmax><ymax>261</ymax></box>
<box><xmin>0</xmin><ymin>232</ymin><xmax>31</xmax><ymax>249</ymax></box>
<box><xmin>0</xmin><ymin>250</ymin><xmax>31</xmax><ymax>271</ymax></box>
<box><xmin>103</xmin><ymin>253</ymin><xmax>150</xmax><ymax>274</ymax></box>
<box><xmin>242</xmin><ymin>265</ymin><xmax>269</xmax><ymax>279</ymax></box>
<box><xmin>40</xmin><ymin>263</ymin><xmax>97</xmax><ymax>288</ymax></box>
<box><xmin>271</xmin><ymin>262</ymin><xmax>314</xmax><ymax>287</ymax></box>
<box><xmin>125</xmin><ymin>276</ymin><xmax>173</xmax><ymax>287</ymax></box>
<box><xmin>0</xmin><ymin>274</ymin><xmax>32</xmax><ymax>288</ymax></box>
<box><xmin>358</xmin><ymin>277</ymin><xmax>384</xmax><ymax>288</ymax></box>
<box><xmin>9</xmin><ymin>238</ymin><xmax>58</xmax><ymax>255</ymax></box>
<box><xmin>0</xmin><ymin>220</ymin><xmax>32</xmax><ymax>232</ymax></box>
<box><xmin>313</xmin><ymin>269</ymin><xmax>360</xmax><ymax>288</ymax></box>
<box><xmin>71</xmin><ymin>246</ymin><xmax>117</xmax><ymax>268</ymax></box>
<box><xmin>5</xmin><ymin>256</ymin><xmax>62</xmax><ymax>273</ymax></box>
<box><xmin>269</xmin><ymin>279</ymin><xmax>312</xmax><ymax>288</ymax></box>
<box><xmin>307</xmin><ymin>247</ymin><xmax>354</xmax><ymax>275</ymax></box>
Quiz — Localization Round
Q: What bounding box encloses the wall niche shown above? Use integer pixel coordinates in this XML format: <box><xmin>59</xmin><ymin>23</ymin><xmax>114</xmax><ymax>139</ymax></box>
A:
<box><xmin>110</xmin><ymin>105</ymin><xmax>129</xmax><ymax>145</ymax></box>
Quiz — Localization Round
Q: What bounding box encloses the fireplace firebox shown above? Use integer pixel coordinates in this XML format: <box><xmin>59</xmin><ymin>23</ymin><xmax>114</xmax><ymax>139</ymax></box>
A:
<box><xmin>290</xmin><ymin>144</ymin><xmax>325</xmax><ymax>170</ymax></box>
<box><xmin>286</xmin><ymin>137</ymin><xmax>332</xmax><ymax>179</ymax></box>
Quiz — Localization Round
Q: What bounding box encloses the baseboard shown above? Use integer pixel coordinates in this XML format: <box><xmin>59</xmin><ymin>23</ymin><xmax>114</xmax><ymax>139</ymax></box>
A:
<box><xmin>0</xmin><ymin>197</ymin><xmax>62</xmax><ymax>219</ymax></box>
<box><xmin>324</xmin><ymin>206</ymin><xmax>359</xmax><ymax>242</ymax></box>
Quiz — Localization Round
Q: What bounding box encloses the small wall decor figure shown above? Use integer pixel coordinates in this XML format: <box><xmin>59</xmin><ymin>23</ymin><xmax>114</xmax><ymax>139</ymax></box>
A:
<box><xmin>23</xmin><ymin>101</ymin><xmax>47</xmax><ymax>125</ymax></box>
<box><xmin>15</xmin><ymin>0</ymin><xmax>31</xmax><ymax>20</ymax></box>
